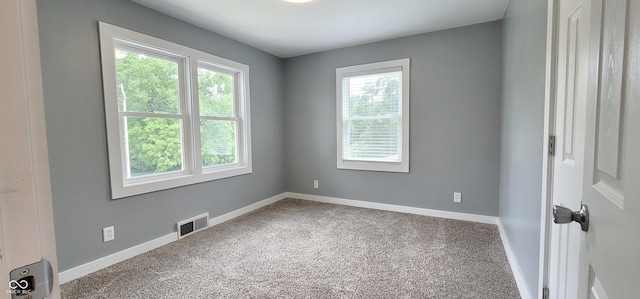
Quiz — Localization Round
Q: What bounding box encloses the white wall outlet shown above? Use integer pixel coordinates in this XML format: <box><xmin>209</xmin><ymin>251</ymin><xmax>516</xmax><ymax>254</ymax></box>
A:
<box><xmin>313</xmin><ymin>180</ymin><xmax>319</xmax><ymax>189</ymax></box>
<box><xmin>453</xmin><ymin>192</ymin><xmax>462</xmax><ymax>203</ymax></box>
<box><xmin>103</xmin><ymin>226</ymin><xmax>115</xmax><ymax>242</ymax></box>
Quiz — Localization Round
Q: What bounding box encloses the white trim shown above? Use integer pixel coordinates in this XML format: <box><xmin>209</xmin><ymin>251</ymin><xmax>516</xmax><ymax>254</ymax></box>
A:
<box><xmin>59</xmin><ymin>233</ymin><xmax>177</xmax><ymax>284</ymax></box>
<box><xmin>1</xmin><ymin>0</ymin><xmax>60</xmax><ymax>297</ymax></box>
<box><xmin>208</xmin><ymin>193</ymin><xmax>287</xmax><ymax>227</ymax></box>
<box><xmin>336</xmin><ymin>58</ymin><xmax>410</xmax><ymax>173</ymax></box>
<box><xmin>98</xmin><ymin>22</ymin><xmax>252</xmax><ymax>199</ymax></box>
<box><xmin>286</xmin><ymin>192</ymin><xmax>497</xmax><ymax>224</ymax></box>
<box><xmin>59</xmin><ymin>192</ymin><xmax>505</xmax><ymax>283</ymax></box>
<box><xmin>59</xmin><ymin>192</ymin><xmax>288</xmax><ymax>284</ymax></box>
<box><xmin>540</xmin><ymin>0</ymin><xmax>560</xmax><ymax>296</ymax></box>
<box><xmin>498</xmin><ymin>219</ymin><xmax>535</xmax><ymax>299</ymax></box>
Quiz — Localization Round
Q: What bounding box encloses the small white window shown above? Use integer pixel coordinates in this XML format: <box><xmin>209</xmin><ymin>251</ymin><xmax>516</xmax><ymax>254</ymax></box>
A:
<box><xmin>99</xmin><ymin>22</ymin><xmax>252</xmax><ymax>199</ymax></box>
<box><xmin>336</xmin><ymin>59</ymin><xmax>410</xmax><ymax>173</ymax></box>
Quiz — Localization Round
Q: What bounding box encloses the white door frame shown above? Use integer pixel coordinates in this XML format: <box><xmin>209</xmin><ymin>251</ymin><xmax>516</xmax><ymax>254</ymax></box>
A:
<box><xmin>539</xmin><ymin>0</ymin><xmax>560</xmax><ymax>297</ymax></box>
<box><xmin>0</xmin><ymin>0</ymin><xmax>60</xmax><ymax>298</ymax></box>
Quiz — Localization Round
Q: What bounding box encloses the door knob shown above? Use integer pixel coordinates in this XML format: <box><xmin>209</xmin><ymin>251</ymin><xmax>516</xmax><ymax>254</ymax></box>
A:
<box><xmin>553</xmin><ymin>204</ymin><xmax>589</xmax><ymax>232</ymax></box>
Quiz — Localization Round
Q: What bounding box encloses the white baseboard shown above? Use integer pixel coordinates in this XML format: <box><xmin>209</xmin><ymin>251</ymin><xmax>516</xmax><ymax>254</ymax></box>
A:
<box><xmin>208</xmin><ymin>193</ymin><xmax>287</xmax><ymax>227</ymax></box>
<box><xmin>498</xmin><ymin>219</ymin><xmax>534</xmax><ymax>299</ymax></box>
<box><xmin>59</xmin><ymin>192</ymin><xmax>288</xmax><ymax>284</ymax></box>
<box><xmin>60</xmin><ymin>192</ymin><xmax>501</xmax><ymax>284</ymax></box>
<box><xmin>59</xmin><ymin>233</ymin><xmax>177</xmax><ymax>284</ymax></box>
<box><xmin>286</xmin><ymin>192</ymin><xmax>498</xmax><ymax>225</ymax></box>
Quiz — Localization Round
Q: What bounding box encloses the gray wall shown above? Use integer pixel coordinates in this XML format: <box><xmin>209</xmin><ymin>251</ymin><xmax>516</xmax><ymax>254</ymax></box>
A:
<box><xmin>36</xmin><ymin>0</ymin><xmax>286</xmax><ymax>271</ymax></box>
<box><xmin>38</xmin><ymin>0</ymin><xmax>508</xmax><ymax>275</ymax></box>
<box><xmin>283</xmin><ymin>21</ymin><xmax>503</xmax><ymax>216</ymax></box>
<box><xmin>500</xmin><ymin>0</ymin><xmax>549</xmax><ymax>298</ymax></box>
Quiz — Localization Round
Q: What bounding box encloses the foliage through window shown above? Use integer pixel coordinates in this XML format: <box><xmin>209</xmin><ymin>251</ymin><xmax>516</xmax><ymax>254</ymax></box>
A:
<box><xmin>99</xmin><ymin>22</ymin><xmax>252</xmax><ymax>199</ymax></box>
<box><xmin>336</xmin><ymin>59</ymin><xmax>410</xmax><ymax>173</ymax></box>
<box><xmin>197</xmin><ymin>67</ymin><xmax>238</xmax><ymax>167</ymax></box>
<box><xmin>115</xmin><ymin>48</ymin><xmax>184</xmax><ymax>177</ymax></box>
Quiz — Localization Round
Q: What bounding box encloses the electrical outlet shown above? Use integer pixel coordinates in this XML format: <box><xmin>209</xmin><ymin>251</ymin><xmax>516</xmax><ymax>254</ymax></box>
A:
<box><xmin>103</xmin><ymin>226</ymin><xmax>115</xmax><ymax>242</ymax></box>
<box><xmin>313</xmin><ymin>180</ymin><xmax>319</xmax><ymax>189</ymax></box>
<box><xmin>453</xmin><ymin>192</ymin><xmax>462</xmax><ymax>203</ymax></box>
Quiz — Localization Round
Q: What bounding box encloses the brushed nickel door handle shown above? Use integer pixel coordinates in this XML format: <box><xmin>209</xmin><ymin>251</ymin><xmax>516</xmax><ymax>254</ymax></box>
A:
<box><xmin>553</xmin><ymin>204</ymin><xmax>589</xmax><ymax>232</ymax></box>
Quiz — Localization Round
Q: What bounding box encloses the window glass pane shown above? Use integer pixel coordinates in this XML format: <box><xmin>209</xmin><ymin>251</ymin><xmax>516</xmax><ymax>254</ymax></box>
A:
<box><xmin>342</xmin><ymin>71</ymin><xmax>402</xmax><ymax>162</ymax></box>
<box><xmin>201</xmin><ymin>120</ymin><xmax>237</xmax><ymax>167</ymax></box>
<box><xmin>343</xmin><ymin>71</ymin><xmax>401</xmax><ymax>118</ymax></box>
<box><xmin>345</xmin><ymin>118</ymin><xmax>400</xmax><ymax>162</ymax></box>
<box><xmin>198</xmin><ymin>67</ymin><xmax>235</xmax><ymax>118</ymax></box>
<box><xmin>115</xmin><ymin>47</ymin><xmax>180</xmax><ymax>114</ymax></box>
<box><xmin>124</xmin><ymin>117</ymin><xmax>183</xmax><ymax>177</ymax></box>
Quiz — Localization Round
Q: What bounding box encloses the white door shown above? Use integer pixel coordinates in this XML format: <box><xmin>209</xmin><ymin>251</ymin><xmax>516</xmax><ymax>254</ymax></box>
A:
<box><xmin>549</xmin><ymin>0</ymin><xmax>640</xmax><ymax>298</ymax></box>
<box><xmin>579</xmin><ymin>0</ymin><xmax>640</xmax><ymax>297</ymax></box>
<box><xmin>548</xmin><ymin>0</ymin><xmax>592</xmax><ymax>297</ymax></box>
<box><xmin>0</xmin><ymin>0</ymin><xmax>60</xmax><ymax>298</ymax></box>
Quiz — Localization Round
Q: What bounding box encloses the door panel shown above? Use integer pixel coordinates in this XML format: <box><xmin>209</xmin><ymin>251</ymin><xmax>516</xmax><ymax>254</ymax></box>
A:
<box><xmin>581</xmin><ymin>0</ymin><xmax>640</xmax><ymax>298</ymax></box>
<box><xmin>593</xmin><ymin>0</ymin><xmax>627</xmax><ymax>209</ymax></box>
<box><xmin>595</xmin><ymin>0</ymin><xmax>626</xmax><ymax>182</ymax></box>
<box><xmin>548</xmin><ymin>0</ymin><xmax>591</xmax><ymax>298</ymax></box>
<box><xmin>588</xmin><ymin>271</ymin><xmax>609</xmax><ymax>299</ymax></box>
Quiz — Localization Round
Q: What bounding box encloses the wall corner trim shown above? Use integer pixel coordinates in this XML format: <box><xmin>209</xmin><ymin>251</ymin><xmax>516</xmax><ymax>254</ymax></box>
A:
<box><xmin>498</xmin><ymin>218</ymin><xmax>535</xmax><ymax>299</ymax></box>
<box><xmin>286</xmin><ymin>192</ymin><xmax>498</xmax><ymax>224</ymax></box>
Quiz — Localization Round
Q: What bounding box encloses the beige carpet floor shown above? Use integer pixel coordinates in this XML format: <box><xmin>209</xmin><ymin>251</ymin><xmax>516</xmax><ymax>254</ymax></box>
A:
<box><xmin>61</xmin><ymin>198</ymin><xmax>521</xmax><ymax>298</ymax></box>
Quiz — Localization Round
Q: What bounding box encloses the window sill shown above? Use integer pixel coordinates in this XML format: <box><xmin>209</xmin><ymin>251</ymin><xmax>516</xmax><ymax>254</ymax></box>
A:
<box><xmin>112</xmin><ymin>165</ymin><xmax>252</xmax><ymax>199</ymax></box>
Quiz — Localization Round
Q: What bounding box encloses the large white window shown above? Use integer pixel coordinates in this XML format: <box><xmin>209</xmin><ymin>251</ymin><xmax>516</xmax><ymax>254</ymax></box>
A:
<box><xmin>336</xmin><ymin>59</ymin><xmax>410</xmax><ymax>173</ymax></box>
<box><xmin>99</xmin><ymin>22</ymin><xmax>251</xmax><ymax>199</ymax></box>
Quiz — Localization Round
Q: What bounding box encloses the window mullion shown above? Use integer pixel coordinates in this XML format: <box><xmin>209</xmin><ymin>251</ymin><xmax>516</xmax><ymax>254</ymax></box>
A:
<box><xmin>348</xmin><ymin>115</ymin><xmax>395</xmax><ymax>121</ymax></box>
<box><xmin>199</xmin><ymin>116</ymin><xmax>237</xmax><ymax>122</ymax></box>
<box><xmin>233</xmin><ymin>72</ymin><xmax>242</xmax><ymax>163</ymax></box>
<box><xmin>121</xmin><ymin>116</ymin><xmax>132</xmax><ymax>179</ymax></box>
<box><xmin>177</xmin><ymin>56</ymin><xmax>192</xmax><ymax>177</ymax></box>
<box><xmin>234</xmin><ymin>118</ymin><xmax>241</xmax><ymax>164</ymax></box>
<box><xmin>189</xmin><ymin>56</ymin><xmax>202</xmax><ymax>175</ymax></box>
<box><xmin>396</xmin><ymin>114</ymin><xmax>403</xmax><ymax>160</ymax></box>
<box><xmin>234</xmin><ymin>72</ymin><xmax>240</xmax><ymax>119</ymax></box>
<box><xmin>119</xmin><ymin>111</ymin><xmax>184</xmax><ymax>119</ymax></box>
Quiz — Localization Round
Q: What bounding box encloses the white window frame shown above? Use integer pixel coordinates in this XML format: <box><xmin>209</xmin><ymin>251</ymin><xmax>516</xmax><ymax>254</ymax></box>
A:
<box><xmin>336</xmin><ymin>58</ymin><xmax>410</xmax><ymax>173</ymax></box>
<box><xmin>99</xmin><ymin>22</ymin><xmax>252</xmax><ymax>199</ymax></box>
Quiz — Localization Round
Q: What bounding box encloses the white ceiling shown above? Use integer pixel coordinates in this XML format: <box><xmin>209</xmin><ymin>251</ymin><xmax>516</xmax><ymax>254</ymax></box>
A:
<box><xmin>132</xmin><ymin>0</ymin><xmax>510</xmax><ymax>58</ymax></box>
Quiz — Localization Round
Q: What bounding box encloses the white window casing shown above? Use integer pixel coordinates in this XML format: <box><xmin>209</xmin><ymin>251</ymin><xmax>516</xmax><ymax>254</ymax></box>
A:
<box><xmin>99</xmin><ymin>22</ymin><xmax>252</xmax><ymax>199</ymax></box>
<box><xmin>336</xmin><ymin>58</ymin><xmax>410</xmax><ymax>173</ymax></box>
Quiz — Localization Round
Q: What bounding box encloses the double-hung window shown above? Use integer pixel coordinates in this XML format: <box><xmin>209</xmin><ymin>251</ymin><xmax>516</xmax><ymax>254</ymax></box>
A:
<box><xmin>336</xmin><ymin>59</ymin><xmax>410</xmax><ymax>173</ymax></box>
<box><xmin>99</xmin><ymin>22</ymin><xmax>251</xmax><ymax>199</ymax></box>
